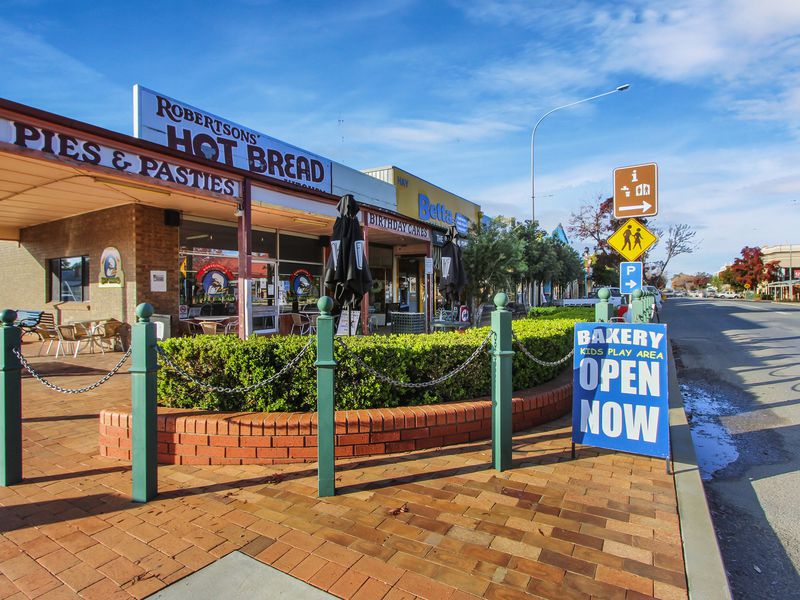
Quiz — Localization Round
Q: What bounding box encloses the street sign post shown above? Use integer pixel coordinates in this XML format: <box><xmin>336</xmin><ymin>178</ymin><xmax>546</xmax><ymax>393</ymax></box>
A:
<box><xmin>607</xmin><ymin>218</ymin><xmax>658</xmax><ymax>262</ymax></box>
<box><xmin>614</xmin><ymin>163</ymin><xmax>658</xmax><ymax>219</ymax></box>
<box><xmin>572</xmin><ymin>322</ymin><xmax>670</xmax><ymax>460</ymax></box>
<box><xmin>620</xmin><ymin>262</ymin><xmax>643</xmax><ymax>294</ymax></box>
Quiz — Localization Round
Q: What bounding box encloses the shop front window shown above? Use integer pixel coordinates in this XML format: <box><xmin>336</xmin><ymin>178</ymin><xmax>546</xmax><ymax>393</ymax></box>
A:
<box><xmin>49</xmin><ymin>256</ymin><xmax>89</xmax><ymax>302</ymax></box>
<box><xmin>278</xmin><ymin>233</ymin><xmax>323</xmax><ymax>310</ymax></box>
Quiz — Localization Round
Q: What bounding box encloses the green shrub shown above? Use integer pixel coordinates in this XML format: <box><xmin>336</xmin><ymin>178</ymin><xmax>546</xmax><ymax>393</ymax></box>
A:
<box><xmin>157</xmin><ymin>315</ymin><xmax>588</xmax><ymax>412</ymax></box>
<box><xmin>528</xmin><ymin>306</ymin><xmax>595</xmax><ymax>321</ymax></box>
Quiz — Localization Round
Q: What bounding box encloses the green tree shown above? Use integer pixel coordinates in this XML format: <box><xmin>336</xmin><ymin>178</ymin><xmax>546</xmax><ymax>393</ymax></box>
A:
<box><xmin>462</xmin><ymin>216</ymin><xmax>526</xmax><ymax>315</ymax></box>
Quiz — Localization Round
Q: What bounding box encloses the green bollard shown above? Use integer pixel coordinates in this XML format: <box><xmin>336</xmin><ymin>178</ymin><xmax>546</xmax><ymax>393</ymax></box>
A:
<box><xmin>491</xmin><ymin>293</ymin><xmax>513</xmax><ymax>471</ymax></box>
<box><xmin>594</xmin><ymin>288</ymin><xmax>615</xmax><ymax>322</ymax></box>
<box><xmin>631</xmin><ymin>289</ymin><xmax>645</xmax><ymax>323</ymax></box>
<box><xmin>0</xmin><ymin>310</ymin><xmax>22</xmax><ymax>486</ymax></box>
<box><xmin>316</xmin><ymin>297</ymin><xmax>336</xmax><ymax>497</ymax></box>
<box><xmin>131</xmin><ymin>303</ymin><xmax>158</xmax><ymax>503</ymax></box>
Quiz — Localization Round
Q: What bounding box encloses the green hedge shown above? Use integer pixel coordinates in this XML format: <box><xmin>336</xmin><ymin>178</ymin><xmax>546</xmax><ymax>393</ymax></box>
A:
<box><xmin>157</xmin><ymin>311</ymin><xmax>589</xmax><ymax>412</ymax></box>
<box><xmin>528</xmin><ymin>306</ymin><xmax>595</xmax><ymax>320</ymax></box>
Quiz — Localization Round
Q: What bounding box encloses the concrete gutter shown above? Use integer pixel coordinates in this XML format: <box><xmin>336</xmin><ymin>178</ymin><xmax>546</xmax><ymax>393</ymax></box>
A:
<box><xmin>668</xmin><ymin>345</ymin><xmax>733</xmax><ymax>600</ymax></box>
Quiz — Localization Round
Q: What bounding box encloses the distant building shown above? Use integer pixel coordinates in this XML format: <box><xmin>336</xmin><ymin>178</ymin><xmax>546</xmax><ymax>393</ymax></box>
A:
<box><xmin>762</xmin><ymin>244</ymin><xmax>798</xmax><ymax>300</ymax></box>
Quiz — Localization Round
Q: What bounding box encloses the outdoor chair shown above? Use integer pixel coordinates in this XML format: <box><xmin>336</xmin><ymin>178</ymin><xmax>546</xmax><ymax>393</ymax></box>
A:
<box><xmin>55</xmin><ymin>324</ymin><xmax>92</xmax><ymax>358</ymax></box>
<box><xmin>223</xmin><ymin>318</ymin><xmax>239</xmax><ymax>335</ymax></box>
<box><xmin>35</xmin><ymin>325</ymin><xmax>60</xmax><ymax>356</ymax></box>
<box><xmin>74</xmin><ymin>322</ymin><xmax>106</xmax><ymax>355</ymax></box>
<box><xmin>290</xmin><ymin>312</ymin><xmax>312</xmax><ymax>335</ymax></box>
<box><xmin>97</xmin><ymin>319</ymin><xmax>126</xmax><ymax>351</ymax></box>
<box><xmin>198</xmin><ymin>321</ymin><xmax>223</xmax><ymax>335</ymax></box>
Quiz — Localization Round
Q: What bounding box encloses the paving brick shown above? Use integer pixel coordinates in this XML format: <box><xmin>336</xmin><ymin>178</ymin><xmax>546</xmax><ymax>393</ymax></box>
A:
<box><xmin>308</xmin><ymin>561</ymin><xmax>348</xmax><ymax>591</ymax></box>
<box><xmin>55</xmin><ymin>562</ymin><xmax>104</xmax><ymax>593</ymax></box>
<box><xmin>36</xmin><ymin>549</ymin><xmax>81</xmax><ymax>575</ymax></box>
<box><xmin>352</xmin><ymin>577</ymin><xmax>392</xmax><ymax>600</ymax></box>
<box><xmin>328</xmin><ymin>569</ymin><xmax>370</xmax><ymax>598</ymax></box>
<box><xmin>97</xmin><ymin>557</ymin><xmax>144</xmax><ymax>587</ymax></box>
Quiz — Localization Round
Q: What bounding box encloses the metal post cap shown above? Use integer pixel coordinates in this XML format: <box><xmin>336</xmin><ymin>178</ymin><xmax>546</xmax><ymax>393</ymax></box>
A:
<box><xmin>632</xmin><ymin>289</ymin><xmax>643</xmax><ymax>299</ymax></box>
<box><xmin>1</xmin><ymin>309</ymin><xmax>17</xmax><ymax>326</ymax></box>
<box><xmin>136</xmin><ymin>303</ymin><xmax>154</xmax><ymax>322</ymax></box>
<box><xmin>598</xmin><ymin>288</ymin><xmax>610</xmax><ymax>300</ymax></box>
<box><xmin>317</xmin><ymin>296</ymin><xmax>334</xmax><ymax>315</ymax></box>
<box><xmin>493</xmin><ymin>292</ymin><xmax>508</xmax><ymax>309</ymax></box>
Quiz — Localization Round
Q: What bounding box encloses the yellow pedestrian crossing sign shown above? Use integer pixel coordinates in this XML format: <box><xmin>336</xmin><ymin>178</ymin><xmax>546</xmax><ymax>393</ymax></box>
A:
<box><xmin>607</xmin><ymin>218</ymin><xmax>658</xmax><ymax>261</ymax></box>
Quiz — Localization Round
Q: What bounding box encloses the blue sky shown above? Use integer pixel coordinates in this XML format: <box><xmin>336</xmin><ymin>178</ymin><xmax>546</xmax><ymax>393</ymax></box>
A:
<box><xmin>2</xmin><ymin>0</ymin><xmax>799</xmax><ymax>278</ymax></box>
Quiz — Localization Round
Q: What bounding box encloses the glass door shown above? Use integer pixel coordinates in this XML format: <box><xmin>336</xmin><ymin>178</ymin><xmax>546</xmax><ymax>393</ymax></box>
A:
<box><xmin>251</xmin><ymin>259</ymin><xmax>278</xmax><ymax>334</ymax></box>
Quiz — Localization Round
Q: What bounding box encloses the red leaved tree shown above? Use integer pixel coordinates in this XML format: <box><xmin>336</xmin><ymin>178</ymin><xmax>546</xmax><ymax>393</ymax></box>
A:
<box><xmin>729</xmin><ymin>247</ymin><xmax>779</xmax><ymax>288</ymax></box>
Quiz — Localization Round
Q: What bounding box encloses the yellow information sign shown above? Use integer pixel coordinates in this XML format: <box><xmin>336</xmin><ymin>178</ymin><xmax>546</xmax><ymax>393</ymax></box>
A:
<box><xmin>607</xmin><ymin>218</ymin><xmax>658</xmax><ymax>261</ymax></box>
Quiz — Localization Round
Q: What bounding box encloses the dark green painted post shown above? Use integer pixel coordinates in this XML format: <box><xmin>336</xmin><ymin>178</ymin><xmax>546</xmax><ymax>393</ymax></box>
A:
<box><xmin>316</xmin><ymin>296</ymin><xmax>336</xmax><ymax>497</ymax></box>
<box><xmin>0</xmin><ymin>310</ymin><xmax>22</xmax><ymax>486</ymax></box>
<box><xmin>131</xmin><ymin>303</ymin><xmax>158</xmax><ymax>503</ymax></box>
<box><xmin>594</xmin><ymin>288</ymin><xmax>615</xmax><ymax>322</ymax></box>
<box><xmin>491</xmin><ymin>293</ymin><xmax>513</xmax><ymax>471</ymax></box>
<box><xmin>631</xmin><ymin>289</ymin><xmax>645</xmax><ymax>323</ymax></box>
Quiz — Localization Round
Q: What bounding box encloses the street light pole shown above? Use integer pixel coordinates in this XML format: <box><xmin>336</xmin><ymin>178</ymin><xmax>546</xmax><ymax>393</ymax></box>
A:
<box><xmin>530</xmin><ymin>84</ymin><xmax>630</xmax><ymax>227</ymax></box>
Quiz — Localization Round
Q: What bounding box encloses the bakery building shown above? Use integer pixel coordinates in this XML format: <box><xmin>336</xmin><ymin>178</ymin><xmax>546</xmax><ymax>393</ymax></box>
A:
<box><xmin>0</xmin><ymin>87</ymin><xmax>463</xmax><ymax>336</ymax></box>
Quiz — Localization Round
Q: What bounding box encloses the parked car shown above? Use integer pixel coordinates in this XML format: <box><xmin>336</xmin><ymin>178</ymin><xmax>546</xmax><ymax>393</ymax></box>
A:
<box><xmin>642</xmin><ymin>285</ymin><xmax>663</xmax><ymax>310</ymax></box>
<box><xmin>719</xmin><ymin>291</ymin><xmax>736</xmax><ymax>299</ymax></box>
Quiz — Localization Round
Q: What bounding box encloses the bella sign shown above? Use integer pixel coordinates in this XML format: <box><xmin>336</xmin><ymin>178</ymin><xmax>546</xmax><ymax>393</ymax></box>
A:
<box><xmin>0</xmin><ymin>118</ymin><xmax>240</xmax><ymax>197</ymax></box>
<box><xmin>135</xmin><ymin>85</ymin><xmax>332</xmax><ymax>193</ymax></box>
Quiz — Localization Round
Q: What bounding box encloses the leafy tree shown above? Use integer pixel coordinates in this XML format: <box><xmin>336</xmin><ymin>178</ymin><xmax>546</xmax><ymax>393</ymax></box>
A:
<box><xmin>462</xmin><ymin>216</ymin><xmax>526</xmax><ymax>315</ymax></box>
<box><xmin>550</xmin><ymin>240</ymin><xmax>584</xmax><ymax>287</ymax></box>
<box><xmin>729</xmin><ymin>247</ymin><xmax>779</xmax><ymax>289</ymax></box>
<box><xmin>719</xmin><ymin>267</ymin><xmax>740</xmax><ymax>290</ymax></box>
<box><xmin>692</xmin><ymin>272</ymin><xmax>712</xmax><ymax>288</ymax></box>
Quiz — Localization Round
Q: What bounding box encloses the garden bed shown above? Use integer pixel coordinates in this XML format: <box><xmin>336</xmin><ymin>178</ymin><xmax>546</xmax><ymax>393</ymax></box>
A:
<box><xmin>99</xmin><ymin>371</ymin><xmax>571</xmax><ymax>465</ymax></box>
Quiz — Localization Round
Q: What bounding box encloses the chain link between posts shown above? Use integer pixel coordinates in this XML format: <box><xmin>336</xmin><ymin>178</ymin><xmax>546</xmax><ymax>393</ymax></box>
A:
<box><xmin>511</xmin><ymin>332</ymin><xmax>574</xmax><ymax>367</ymax></box>
<box><xmin>12</xmin><ymin>347</ymin><xmax>132</xmax><ymax>394</ymax></box>
<box><xmin>336</xmin><ymin>330</ymin><xmax>494</xmax><ymax>389</ymax></box>
<box><xmin>156</xmin><ymin>336</ymin><xmax>315</xmax><ymax>394</ymax></box>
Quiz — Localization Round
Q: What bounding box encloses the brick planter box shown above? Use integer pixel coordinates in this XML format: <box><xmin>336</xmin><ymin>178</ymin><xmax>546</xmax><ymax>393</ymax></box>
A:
<box><xmin>99</xmin><ymin>376</ymin><xmax>572</xmax><ymax>465</ymax></box>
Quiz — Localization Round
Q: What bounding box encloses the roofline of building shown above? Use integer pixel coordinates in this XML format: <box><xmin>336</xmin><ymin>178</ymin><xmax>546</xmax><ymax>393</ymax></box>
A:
<box><xmin>362</xmin><ymin>164</ymin><xmax>479</xmax><ymax>209</ymax></box>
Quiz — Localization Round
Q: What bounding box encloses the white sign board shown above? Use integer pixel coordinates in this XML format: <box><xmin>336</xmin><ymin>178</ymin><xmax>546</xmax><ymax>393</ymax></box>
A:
<box><xmin>336</xmin><ymin>310</ymin><xmax>361</xmax><ymax>336</ymax></box>
<box><xmin>424</xmin><ymin>257</ymin><xmax>434</xmax><ymax>275</ymax></box>
<box><xmin>0</xmin><ymin>118</ymin><xmax>240</xmax><ymax>197</ymax></box>
<box><xmin>134</xmin><ymin>85</ymin><xmax>332</xmax><ymax>193</ymax></box>
<box><xmin>150</xmin><ymin>270</ymin><xmax>167</xmax><ymax>292</ymax></box>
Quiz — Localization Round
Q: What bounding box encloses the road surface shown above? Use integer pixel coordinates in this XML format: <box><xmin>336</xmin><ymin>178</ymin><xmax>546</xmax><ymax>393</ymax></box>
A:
<box><xmin>663</xmin><ymin>298</ymin><xmax>800</xmax><ymax>599</ymax></box>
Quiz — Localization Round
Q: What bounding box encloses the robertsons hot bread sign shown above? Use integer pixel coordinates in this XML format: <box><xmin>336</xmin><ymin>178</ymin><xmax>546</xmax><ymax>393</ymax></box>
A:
<box><xmin>134</xmin><ymin>85</ymin><xmax>332</xmax><ymax>194</ymax></box>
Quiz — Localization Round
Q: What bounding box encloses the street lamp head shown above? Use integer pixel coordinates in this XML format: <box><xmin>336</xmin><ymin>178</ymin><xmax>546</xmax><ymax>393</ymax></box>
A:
<box><xmin>616</xmin><ymin>84</ymin><xmax>631</xmax><ymax>92</ymax></box>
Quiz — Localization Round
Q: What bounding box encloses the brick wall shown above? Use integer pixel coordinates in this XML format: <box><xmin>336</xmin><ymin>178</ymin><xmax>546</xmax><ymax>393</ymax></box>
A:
<box><xmin>99</xmin><ymin>382</ymin><xmax>572</xmax><ymax>465</ymax></box>
<box><xmin>0</xmin><ymin>204</ymin><xmax>179</xmax><ymax>324</ymax></box>
<box><xmin>0</xmin><ymin>205</ymin><xmax>136</xmax><ymax>323</ymax></box>
<box><xmin>132</xmin><ymin>204</ymin><xmax>180</xmax><ymax>319</ymax></box>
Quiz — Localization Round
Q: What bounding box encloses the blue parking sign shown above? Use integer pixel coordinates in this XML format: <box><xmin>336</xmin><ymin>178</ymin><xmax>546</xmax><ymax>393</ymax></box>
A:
<box><xmin>572</xmin><ymin>322</ymin><xmax>670</xmax><ymax>459</ymax></box>
<box><xmin>620</xmin><ymin>261</ymin><xmax>643</xmax><ymax>294</ymax></box>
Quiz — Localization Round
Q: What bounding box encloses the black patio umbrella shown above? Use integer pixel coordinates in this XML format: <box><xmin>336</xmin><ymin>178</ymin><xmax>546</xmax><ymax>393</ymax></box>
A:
<box><xmin>324</xmin><ymin>194</ymin><xmax>373</xmax><ymax>333</ymax></box>
<box><xmin>438</xmin><ymin>226</ymin><xmax>467</xmax><ymax>309</ymax></box>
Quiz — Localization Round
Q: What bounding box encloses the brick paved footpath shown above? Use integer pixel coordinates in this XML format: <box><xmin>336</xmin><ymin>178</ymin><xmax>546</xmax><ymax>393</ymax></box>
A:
<box><xmin>0</xmin><ymin>348</ymin><xmax>687</xmax><ymax>600</ymax></box>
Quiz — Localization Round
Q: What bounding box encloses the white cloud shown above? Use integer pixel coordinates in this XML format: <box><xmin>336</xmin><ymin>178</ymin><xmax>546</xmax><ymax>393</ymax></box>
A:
<box><xmin>0</xmin><ymin>19</ymin><xmax>129</xmax><ymax>127</ymax></box>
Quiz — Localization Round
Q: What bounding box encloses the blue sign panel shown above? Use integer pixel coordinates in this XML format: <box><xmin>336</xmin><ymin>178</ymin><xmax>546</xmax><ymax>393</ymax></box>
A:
<box><xmin>619</xmin><ymin>261</ymin><xmax>643</xmax><ymax>294</ymax></box>
<box><xmin>455</xmin><ymin>213</ymin><xmax>469</xmax><ymax>235</ymax></box>
<box><xmin>572</xmin><ymin>322</ymin><xmax>670</xmax><ymax>459</ymax></box>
